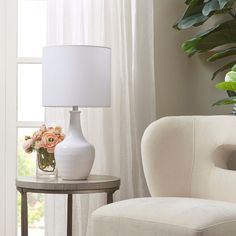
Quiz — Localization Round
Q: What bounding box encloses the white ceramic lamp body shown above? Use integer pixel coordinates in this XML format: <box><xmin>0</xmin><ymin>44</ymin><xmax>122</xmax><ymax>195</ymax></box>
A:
<box><xmin>42</xmin><ymin>45</ymin><xmax>111</xmax><ymax>180</ymax></box>
<box><xmin>55</xmin><ymin>110</ymin><xmax>95</xmax><ymax>180</ymax></box>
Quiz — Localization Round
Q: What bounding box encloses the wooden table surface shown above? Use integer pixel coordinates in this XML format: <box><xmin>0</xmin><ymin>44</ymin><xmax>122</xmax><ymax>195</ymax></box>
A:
<box><xmin>16</xmin><ymin>175</ymin><xmax>120</xmax><ymax>193</ymax></box>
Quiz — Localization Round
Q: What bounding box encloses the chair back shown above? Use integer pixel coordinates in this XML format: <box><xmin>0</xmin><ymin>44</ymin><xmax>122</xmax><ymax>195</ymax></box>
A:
<box><xmin>141</xmin><ymin>116</ymin><xmax>236</xmax><ymax>202</ymax></box>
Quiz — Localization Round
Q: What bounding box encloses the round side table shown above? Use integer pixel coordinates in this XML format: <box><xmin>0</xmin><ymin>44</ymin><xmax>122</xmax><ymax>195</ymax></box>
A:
<box><xmin>16</xmin><ymin>175</ymin><xmax>120</xmax><ymax>236</ymax></box>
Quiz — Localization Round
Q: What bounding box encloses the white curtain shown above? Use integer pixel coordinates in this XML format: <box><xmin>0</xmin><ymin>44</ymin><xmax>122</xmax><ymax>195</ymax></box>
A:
<box><xmin>45</xmin><ymin>0</ymin><xmax>156</xmax><ymax>235</ymax></box>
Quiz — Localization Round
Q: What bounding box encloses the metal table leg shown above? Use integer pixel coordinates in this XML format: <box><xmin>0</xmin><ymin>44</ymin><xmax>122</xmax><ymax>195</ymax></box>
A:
<box><xmin>20</xmin><ymin>189</ymin><xmax>28</xmax><ymax>236</ymax></box>
<box><xmin>67</xmin><ymin>194</ymin><xmax>73</xmax><ymax>236</ymax></box>
<box><xmin>107</xmin><ymin>191</ymin><xmax>114</xmax><ymax>204</ymax></box>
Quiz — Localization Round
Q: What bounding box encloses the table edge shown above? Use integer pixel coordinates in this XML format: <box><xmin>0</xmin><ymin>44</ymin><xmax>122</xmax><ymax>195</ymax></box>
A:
<box><xmin>15</xmin><ymin>175</ymin><xmax>121</xmax><ymax>192</ymax></box>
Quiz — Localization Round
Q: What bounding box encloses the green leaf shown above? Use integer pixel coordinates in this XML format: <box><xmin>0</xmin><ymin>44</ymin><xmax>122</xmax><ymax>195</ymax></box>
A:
<box><xmin>213</xmin><ymin>96</ymin><xmax>236</xmax><ymax>105</ymax></box>
<box><xmin>177</xmin><ymin>14</ymin><xmax>209</xmax><ymax>29</ymax></box>
<box><xmin>208</xmin><ymin>47</ymin><xmax>236</xmax><ymax>62</ymax></box>
<box><xmin>214</xmin><ymin>7</ymin><xmax>234</xmax><ymax>14</ymax></box>
<box><xmin>218</xmin><ymin>0</ymin><xmax>229</xmax><ymax>8</ymax></box>
<box><xmin>215</xmin><ymin>81</ymin><xmax>236</xmax><ymax>90</ymax></box>
<box><xmin>211</xmin><ymin>61</ymin><xmax>236</xmax><ymax>80</ymax></box>
<box><xmin>174</xmin><ymin>0</ymin><xmax>233</xmax><ymax>30</ymax></box>
<box><xmin>182</xmin><ymin>19</ymin><xmax>236</xmax><ymax>55</ymax></box>
<box><xmin>225</xmin><ymin>71</ymin><xmax>236</xmax><ymax>82</ymax></box>
<box><xmin>185</xmin><ymin>0</ymin><xmax>204</xmax><ymax>6</ymax></box>
<box><xmin>173</xmin><ymin>0</ymin><xmax>205</xmax><ymax>29</ymax></box>
<box><xmin>185</xmin><ymin>0</ymin><xmax>194</xmax><ymax>4</ymax></box>
<box><xmin>232</xmin><ymin>64</ymin><xmax>236</xmax><ymax>71</ymax></box>
<box><xmin>182</xmin><ymin>37</ymin><xmax>202</xmax><ymax>53</ymax></box>
<box><xmin>198</xmin><ymin>30</ymin><xmax>236</xmax><ymax>52</ymax></box>
<box><xmin>218</xmin><ymin>0</ymin><xmax>236</xmax><ymax>8</ymax></box>
<box><xmin>227</xmin><ymin>90</ymin><xmax>236</xmax><ymax>97</ymax></box>
<box><xmin>203</xmin><ymin>0</ymin><xmax>220</xmax><ymax>16</ymax></box>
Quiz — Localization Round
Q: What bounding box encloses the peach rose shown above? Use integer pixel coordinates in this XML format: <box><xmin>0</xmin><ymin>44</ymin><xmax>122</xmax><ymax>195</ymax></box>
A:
<box><xmin>54</xmin><ymin>126</ymin><xmax>62</xmax><ymax>135</ymax></box>
<box><xmin>41</xmin><ymin>132</ymin><xmax>60</xmax><ymax>150</ymax></box>
<box><xmin>23</xmin><ymin>139</ymin><xmax>33</xmax><ymax>153</ymax></box>
<box><xmin>32</xmin><ymin>131</ymin><xmax>42</xmax><ymax>141</ymax></box>
<box><xmin>57</xmin><ymin>133</ymin><xmax>64</xmax><ymax>141</ymax></box>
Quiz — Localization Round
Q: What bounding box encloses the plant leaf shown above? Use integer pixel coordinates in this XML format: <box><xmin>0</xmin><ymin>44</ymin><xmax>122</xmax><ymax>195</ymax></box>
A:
<box><xmin>218</xmin><ymin>0</ymin><xmax>229</xmax><ymax>8</ymax></box>
<box><xmin>213</xmin><ymin>96</ymin><xmax>236</xmax><ymax>105</ymax></box>
<box><xmin>218</xmin><ymin>0</ymin><xmax>236</xmax><ymax>8</ymax></box>
<box><xmin>211</xmin><ymin>60</ymin><xmax>236</xmax><ymax>80</ymax></box>
<box><xmin>203</xmin><ymin>0</ymin><xmax>220</xmax><ymax>16</ymax></box>
<box><xmin>208</xmin><ymin>47</ymin><xmax>236</xmax><ymax>62</ymax></box>
<box><xmin>227</xmin><ymin>90</ymin><xmax>236</xmax><ymax>97</ymax></box>
<box><xmin>215</xmin><ymin>81</ymin><xmax>236</xmax><ymax>90</ymax></box>
<box><xmin>198</xmin><ymin>29</ymin><xmax>236</xmax><ymax>52</ymax></box>
<box><xmin>173</xmin><ymin>0</ymin><xmax>205</xmax><ymax>29</ymax></box>
<box><xmin>185</xmin><ymin>0</ymin><xmax>195</xmax><ymax>4</ymax></box>
<box><xmin>232</xmin><ymin>64</ymin><xmax>236</xmax><ymax>71</ymax></box>
<box><xmin>177</xmin><ymin>14</ymin><xmax>209</xmax><ymax>29</ymax></box>
<box><xmin>182</xmin><ymin>19</ymin><xmax>236</xmax><ymax>55</ymax></box>
<box><xmin>174</xmin><ymin>0</ymin><xmax>233</xmax><ymax>30</ymax></box>
<box><xmin>225</xmin><ymin>71</ymin><xmax>236</xmax><ymax>82</ymax></box>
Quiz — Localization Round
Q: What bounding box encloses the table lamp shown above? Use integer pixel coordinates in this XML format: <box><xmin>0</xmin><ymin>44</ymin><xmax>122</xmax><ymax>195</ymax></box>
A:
<box><xmin>42</xmin><ymin>45</ymin><xmax>111</xmax><ymax>180</ymax></box>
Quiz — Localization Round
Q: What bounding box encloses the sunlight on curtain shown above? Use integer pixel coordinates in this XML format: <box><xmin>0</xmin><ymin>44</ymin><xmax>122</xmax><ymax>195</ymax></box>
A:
<box><xmin>45</xmin><ymin>0</ymin><xmax>156</xmax><ymax>235</ymax></box>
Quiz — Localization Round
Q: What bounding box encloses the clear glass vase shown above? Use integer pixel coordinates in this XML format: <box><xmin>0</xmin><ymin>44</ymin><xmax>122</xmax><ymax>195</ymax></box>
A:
<box><xmin>36</xmin><ymin>149</ymin><xmax>57</xmax><ymax>178</ymax></box>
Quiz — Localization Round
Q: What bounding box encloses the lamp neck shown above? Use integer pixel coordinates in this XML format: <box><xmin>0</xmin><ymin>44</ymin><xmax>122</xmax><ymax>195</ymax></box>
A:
<box><xmin>68</xmin><ymin>110</ymin><xmax>85</xmax><ymax>140</ymax></box>
<box><xmin>72</xmin><ymin>106</ymin><xmax>79</xmax><ymax>111</ymax></box>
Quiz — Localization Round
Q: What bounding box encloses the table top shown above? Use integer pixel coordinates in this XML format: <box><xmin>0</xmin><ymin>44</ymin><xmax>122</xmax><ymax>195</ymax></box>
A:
<box><xmin>16</xmin><ymin>175</ymin><xmax>120</xmax><ymax>193</ymax></box>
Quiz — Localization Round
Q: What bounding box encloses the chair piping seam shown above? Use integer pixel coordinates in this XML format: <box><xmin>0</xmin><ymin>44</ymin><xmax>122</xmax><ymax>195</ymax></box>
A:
<box><xmin>94</xmin><ymin>214</ymin><xmax>236</xmax><ymax>233</ymax></box>
<box><xmin>189</xmin><ymin>117</ymin><xmax>196</xmax><ymax>197</ymax></box>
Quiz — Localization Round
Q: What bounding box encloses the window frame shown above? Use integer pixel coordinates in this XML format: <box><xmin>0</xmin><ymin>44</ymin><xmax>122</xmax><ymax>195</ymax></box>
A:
<box><xmin>0</xmin><ymin>0</ymin><xmax>45</xmax><ymax>234</ymax></box>
<box><xmin>0</xmin><ymin>0</ymin><xmax>7</xmax><ymax>234</ymax></box>
<box><xmin>4</xmin><ymin>0</ymin><xmax>18</xmax><ymax>234</ymax></box>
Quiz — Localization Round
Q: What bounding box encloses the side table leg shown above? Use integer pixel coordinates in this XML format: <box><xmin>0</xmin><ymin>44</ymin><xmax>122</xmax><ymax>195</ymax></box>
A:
<box><xmin>67</xmin><ymin>194</ymin><xmax>73</xmax><ymax>236</ymax></box>
<box><xmin>107</xmin><ymin>192</ymin><xmax>114</xmax><ymax>204</ymax></box>
<box><xmin>20</xmin><ymin>189</ymin><xmax>28</xmax><ymax>236</ymax></box>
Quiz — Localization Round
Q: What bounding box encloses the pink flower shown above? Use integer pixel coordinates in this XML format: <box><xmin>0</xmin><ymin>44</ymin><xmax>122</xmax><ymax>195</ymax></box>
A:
<box><xmin>41</xmin><ymin>132</ymin><xmax>60</xmax><ymax>151</ymax></box>
<box><xmin>22</xmin><ymin>125</ymin><xmax>64</xmax><ymax>155</ymax></box>
<box><xmin>34</xmin><ymin>140</ymin><xmax>42</xmax><ymax>150</ymax></box>
<box><xmin>23</xmin><ymin>139</ymin><xmax>33</xmax><ymax>153</ymax></box>
<box><xmin>54</xmin><ymin>126</ymin><xmax>62</xmax><ymax>135</ymax></box>
<box><xmin>32</xmin><ymin>131</ymin><xmax>42</xmax><ymax>141</ymax></box>
<box><xmin>40</xmin><ymin>124</ymin><xmax>47</xmax><ymax>132</ymax></box>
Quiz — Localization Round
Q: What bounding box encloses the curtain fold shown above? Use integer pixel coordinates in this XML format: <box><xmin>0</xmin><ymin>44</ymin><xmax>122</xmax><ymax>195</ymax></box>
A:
<box><xmin>45</xmin><ymin>0</ymin><xmax>156</xmax><ymax>235</ymax></box>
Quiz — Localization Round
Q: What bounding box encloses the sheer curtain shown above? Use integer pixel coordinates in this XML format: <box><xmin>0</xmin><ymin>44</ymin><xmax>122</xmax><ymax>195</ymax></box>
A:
<box><xmin>45</xmin><ymin>0</ymin><xmax>156</xmax><ymax>235</ymax></box>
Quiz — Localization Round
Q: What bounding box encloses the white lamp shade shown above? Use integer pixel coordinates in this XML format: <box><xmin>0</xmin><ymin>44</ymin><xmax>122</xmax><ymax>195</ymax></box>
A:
<box><xmin>42</xmin><ymin>45</ymin><xmax>111</xmax><ymax>107</ymax></box>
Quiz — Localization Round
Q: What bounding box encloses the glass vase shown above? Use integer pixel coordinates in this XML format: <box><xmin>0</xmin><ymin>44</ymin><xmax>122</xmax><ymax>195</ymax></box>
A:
<box><xmin>36</xmin><ymin>149</ymin><xmax>57</xmax><ymax>178</ymax></box>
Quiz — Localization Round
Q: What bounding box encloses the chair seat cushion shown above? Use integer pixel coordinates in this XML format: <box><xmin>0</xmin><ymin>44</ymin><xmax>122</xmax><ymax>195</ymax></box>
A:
<box><xmin>92</xmin><ymin>197</ymin><xmax>236</xmax><ymax>236</ymax></box>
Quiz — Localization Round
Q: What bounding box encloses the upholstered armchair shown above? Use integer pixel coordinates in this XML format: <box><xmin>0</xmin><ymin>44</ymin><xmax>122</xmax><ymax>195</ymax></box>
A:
<box><xmin>92</xmin><ymin>116</ymin><xmax>236</xmax><ymax>236</ymax></box>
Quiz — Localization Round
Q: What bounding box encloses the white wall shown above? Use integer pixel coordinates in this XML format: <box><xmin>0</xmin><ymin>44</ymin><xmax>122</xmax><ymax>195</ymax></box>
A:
<box><xmin>154</xmin><ymin>0</ymin><xmax>232</xmax><ymax>118</ymax></box>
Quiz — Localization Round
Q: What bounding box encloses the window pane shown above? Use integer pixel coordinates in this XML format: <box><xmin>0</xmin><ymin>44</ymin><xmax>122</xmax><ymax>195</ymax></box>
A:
<box><xmin>17</xmin><ymin>128</ymin><xmax>45</xmax><ymax>235</ymax></box>
<box><xmin>17</xmin><ymin>128</ymin><xmax>37</xmax><ymax>176</ymax></box>
<box><xmin>17</xmin><ymin>193</ymin><xmax>45</xmax><ymax>236</ymax></box>
<box><xmin>18</xmin><ymin>64</ymin><xmax>44</xmax><ymax>121</ymax></box>
<box><xmin>18</xmin><ymin>0</ymin><xmax>47</xmax><ymax>57</ymax></box>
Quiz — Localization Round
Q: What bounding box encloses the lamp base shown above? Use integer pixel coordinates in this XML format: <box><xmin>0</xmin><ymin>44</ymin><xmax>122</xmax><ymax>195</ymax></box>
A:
<box><xmin>55</xmin><ymin>110</ymin><xmax>95</xmax><ymax>180</ymax></box>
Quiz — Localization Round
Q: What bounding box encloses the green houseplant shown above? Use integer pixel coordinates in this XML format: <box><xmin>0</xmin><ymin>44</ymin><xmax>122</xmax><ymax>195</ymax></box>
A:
<box><xmin>174</xmin><ymin>0</ymin><xmax>236</xmax><ymax>81</ymax></box>
<box><xmin>213</xmin><ymin>65</ymin><xmax>236</xmax><ymax>106</ymax></box>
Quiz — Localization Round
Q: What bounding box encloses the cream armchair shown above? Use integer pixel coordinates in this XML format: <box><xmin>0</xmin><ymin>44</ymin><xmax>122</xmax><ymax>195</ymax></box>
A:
<box><xmin>92</xmin><ymin>116</ymin><xmax>236</xmax><ymax>236</ymax></box>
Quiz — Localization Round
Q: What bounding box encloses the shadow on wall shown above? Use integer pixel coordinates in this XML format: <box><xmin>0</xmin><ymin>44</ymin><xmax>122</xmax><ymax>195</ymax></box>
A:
<box><xmin>154</xmin><ymin>0</ymin><xmax>232</xmax><ymax>118</ymax></box>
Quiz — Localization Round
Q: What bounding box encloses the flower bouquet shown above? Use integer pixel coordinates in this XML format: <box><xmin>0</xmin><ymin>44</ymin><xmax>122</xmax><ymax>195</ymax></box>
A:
<box><xmin>23</xmin><ymin>125</ymin><xmax>64</xmax><ymax>178</ymax></box>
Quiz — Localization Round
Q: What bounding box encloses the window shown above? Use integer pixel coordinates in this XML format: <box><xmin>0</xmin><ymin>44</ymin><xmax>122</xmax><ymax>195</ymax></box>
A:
<box><xmin>17</xmin><ymin>0</ymin><xmax>47</xmax><ymax>234</ymax></box>
<box><xmin>0</xmin><ymin>0</ymin><xmax>47</xmax><ymax>235</ymax></box>
<box><xmin>16</xmin><ymin>0</ymin><xmax>47</xmax><ymax>236</ymax></box>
